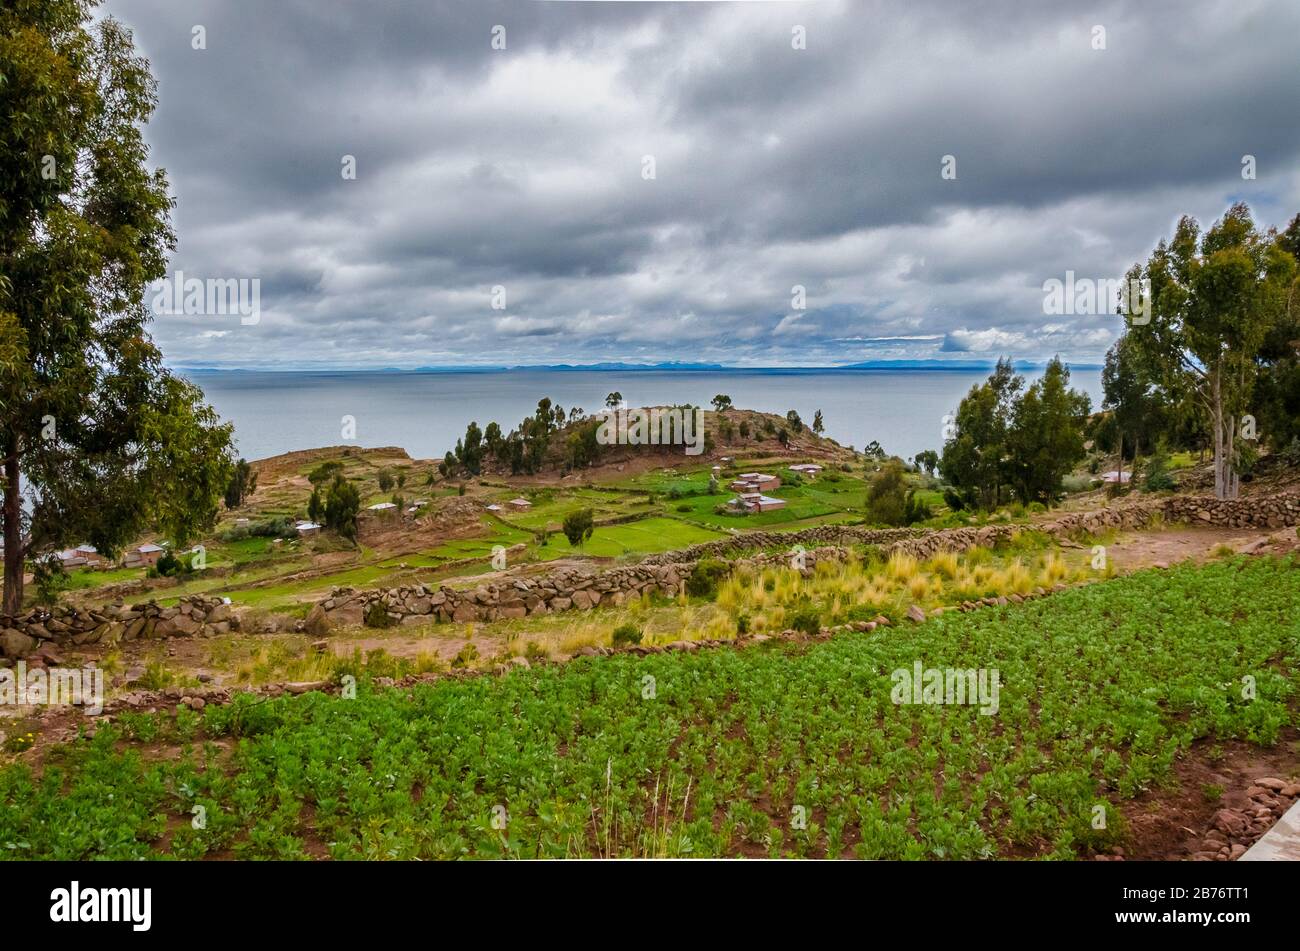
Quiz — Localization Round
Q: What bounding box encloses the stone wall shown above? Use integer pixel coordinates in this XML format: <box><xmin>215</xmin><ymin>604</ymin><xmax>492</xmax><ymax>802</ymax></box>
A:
<box><xmin>0</xmin><ymin>595</ymin><xmax>236</xmax><ymax>659</ymax></box>
<box><xmin>1040</xmin><ymin>489</ymin><xmax>1300</xmax><ymax>537</ymax></box>
<box><xmin>318</xmin><ymin>522</ymin><xmax>1028</xmax><ymax>628</ymax></box>
<box><xmin>316</xmin><ymin>490</ymin><xmax>1300</xmax><ymax>629</ymax></box>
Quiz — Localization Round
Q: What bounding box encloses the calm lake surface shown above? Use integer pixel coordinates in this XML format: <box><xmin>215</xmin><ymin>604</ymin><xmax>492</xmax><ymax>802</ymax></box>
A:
<box><xmin>181</xmin><ymin>368</ymin><xmax>1104</xmax><ymax>465</ymax></box>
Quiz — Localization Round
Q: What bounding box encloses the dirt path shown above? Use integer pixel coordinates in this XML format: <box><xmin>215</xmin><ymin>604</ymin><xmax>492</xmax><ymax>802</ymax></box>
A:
<box><xmin>1094</xmin><ymin>524</ymin><xmax>1287</xmax><ymax>571</ymax></box>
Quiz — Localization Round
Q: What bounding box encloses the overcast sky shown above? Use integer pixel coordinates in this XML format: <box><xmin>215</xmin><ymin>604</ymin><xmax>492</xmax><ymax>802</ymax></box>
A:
<box><xmin>105</xmin><ymin>0</ymin><xmax>1300</xmax><ymax>369</ymax></box>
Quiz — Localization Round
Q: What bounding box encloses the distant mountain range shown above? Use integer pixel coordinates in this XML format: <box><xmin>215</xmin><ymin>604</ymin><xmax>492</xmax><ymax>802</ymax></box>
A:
<box><xmin>180</xmin><ymin>359</ymin><xmax>1100</xmax><ymax>373</ymax></box>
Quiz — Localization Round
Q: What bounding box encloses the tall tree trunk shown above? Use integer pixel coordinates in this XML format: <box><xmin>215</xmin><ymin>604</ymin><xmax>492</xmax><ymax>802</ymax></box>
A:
<box><xmin>3</xmin><ymin>454</ymin><xmax>22</xmax><ymax>616</ymax></box>
<box><xmin>1212</xmin><ymin>370</ymin><xmax>1227</xmax><ymax>500</ymax></box>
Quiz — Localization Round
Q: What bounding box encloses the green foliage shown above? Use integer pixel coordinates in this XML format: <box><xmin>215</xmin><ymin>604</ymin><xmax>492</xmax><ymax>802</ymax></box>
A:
<box><xmin>611</xmin><ymin>624</ymin><xmax>643</xmax><ymax>647</ymax></box>
<box><xmin>307</xmin><ymin>461</ymin><xmax>344</xmax><ymax>486</ymax></box>
<box><xmin>1123</xmin><ymin>203</ymin><xmax>1297</xmax><ymax>499</ymax></box>
<box><xmin>31</xmin><ymin>559</ymin><xmax>70</xmax><ymax>606</ymax></box>
<box><xmin>1142</xmin><ymin>448</ymin><xmax>1176</xmax><ymax>492</ymax></box>
<box><xmin>0</xmin><ymin>4</ymin><xmax>234</xmax><ymax>610</ymax></box>
<box><xmin>364</xmin><ymin>602</ymin><xmax>396</xmax><ymax>629</ymax></box>
<box><xmin>711</xmin><ymin>394</ymin><xmax>732</xmax><ymax>412</ymax></box>
<box><xmin>685</xmin><ymin>558</ymin><xmax>730</xmax><ymax>598</ymax></box>
<box><xmin>377</xmin><ymin>468</ymin><xmax>395</xmax><ymax>492</ymax></box>
<box><xmin>224</xmin><ymin>458</ymin><xmax>258</xmax><ymax>510</ymax></box>
<box><xmin>2</xmin><ymin>557</ymin><xmax>1297</xmax><ymax>859</ymax></box>
<box><xmin>787</xmin><ymin>605</ymin><xmax>822</xmax><ymax>636</ymax></box>
<box><xmin>561</xmin><ymin>508</ymin><xmax>595</xmax><ymax>547</ymax></box>
<box><xmin>865</xmin><ymin>460</ymin><xmax>927</xmax><ymax>526</ymax></box>
<box><xmin>940</xmin><ymin>358</ymin><xmax>1090</xmax><ymax>509</ymax></box>
<box><xmin>323</xmin><ymin>476</ymin><xmax>361</xmax><ymax>540</ymax></box>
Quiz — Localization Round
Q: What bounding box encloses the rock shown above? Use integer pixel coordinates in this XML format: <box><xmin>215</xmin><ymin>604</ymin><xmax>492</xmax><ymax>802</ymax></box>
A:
<box><xmin>906</xmin><ymin>604</ymin><xmax>927</xmax><ymax>623</ymax></box>
<box><xmin>283</xmin><ymin>681</ymin><xmax>329</xmax><ymax>695</ymax></box>
<box><xmin>1255</xmin><ymin>777</ymin><xmax>1286</xmax><ymax>792</ymax></box>
<box><xmin>0</xmin><ymin>628</ymin><xmax>37</xmax><ymax>658</ymax></box>
<box><xmin>303</xmin><ymin>604</ymin><xmax>331</xmax><ymax>637</ymax></box>
<box><xmin>1281</xmin><ymin>784</ymin><xmax>1300</xmax><ymax>798</ymax></box>
<box><xmin>509</xmin><ymin>656</ymin><xmax>530</xmax><ymax>669</ymax></box>
<box><xmin>1228</xmin><ymin>843</ymin><xmax>1246</xmax><ymax>860</ymax></box>
<box><xmin>196</xmin><ymin>672</ymin><xmax>214</xmax><ymax>684</ymax></box>
<box><xmin>30</xmin><ymin>646</ymin><xmax>64</xmax><ymax>666</ymax></box>
<box><xmin>1212</xmin><ymin>809</ymin><xmax>1247</xmax><ymax>837</ymax></box>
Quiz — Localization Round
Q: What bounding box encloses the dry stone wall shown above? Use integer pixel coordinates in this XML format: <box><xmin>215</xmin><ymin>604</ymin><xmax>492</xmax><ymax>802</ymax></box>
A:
<box><xmin>0</xmin><ymin>595</ymin><xmax>236</xmax><ymax>659</ymax></box>
<box><xmin>315</xmin><ymin>490</ymin><xmax>1300</xmax><ymax>629</ymax></box>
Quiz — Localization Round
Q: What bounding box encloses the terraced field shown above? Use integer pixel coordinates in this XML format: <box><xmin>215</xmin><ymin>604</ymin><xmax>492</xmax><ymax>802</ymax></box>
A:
<box><xmin>4</xmin><ymin>556</ymin><xmax>1295</xmax><ymax>860</ymax></box>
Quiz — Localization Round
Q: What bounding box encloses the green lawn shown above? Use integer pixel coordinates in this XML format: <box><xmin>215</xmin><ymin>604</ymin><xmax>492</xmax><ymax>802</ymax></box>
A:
<box><xmin>6</xmin><ymin>555</ymin><xmax>1295</xmax><ymax>860</ymax></box>
<box><xmin>535</xmin><ymin>517</ymin><xmax>725</xmax><ymax>560</ymax></box>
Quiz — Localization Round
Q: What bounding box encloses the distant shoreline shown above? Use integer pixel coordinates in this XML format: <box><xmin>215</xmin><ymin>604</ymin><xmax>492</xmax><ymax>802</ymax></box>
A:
<box><xmin>177</xmin><ymin>361</ymin><xmax>1103</xmax><ymax>374</ymax></box>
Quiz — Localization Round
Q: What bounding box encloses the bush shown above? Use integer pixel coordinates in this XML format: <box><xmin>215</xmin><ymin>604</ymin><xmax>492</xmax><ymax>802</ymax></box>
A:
<box><xmin>611</xmin><ymin>624</ymin><xmax>642</xmax><ymax>647</ymax></box>
<box><xmin>787</xmin><ymin>606</ymin><xmax>821</xmax><ymax>636</ymax></box>
<box><xmin>942</xmin><ymin>487</ymin><xmax>966</xmax><ymax>511</ymax></box>
<box><xmin>562</xmin><ymin>508</ymin><xmax>595</xmax><ymax>547</ymax></box>
<box><xmin>153</xmin><ymin>550</ymin><xmax>187</xmax><ymax>578</ymax></box>
<box><xmin>364</xmin><ymin>602</ymin><xmax>397</xmax><ymax>629</ymax></box>
<box><xmin>686</xmin><ymin>558</ymin><xmax>730</xmax><ymax>598</ymax></box>
<box><xmin>1142</xmin><ymin>450</ymin><xmax>1176</xmax><ymax>492</ymax></box>
<box><xmin>736</xmin><ymin>613</ymin><xmax>750</xmax><ymax>636</ymax></box>
<box><xmin>450</xmin><ymin>643</ymin><xmax>479</xmax><ymax>669</ymax></box>
<box><xmin>1060</xmin><ymin>473</ymin><xmax>1094</xmax><ymax>494</ymax></box>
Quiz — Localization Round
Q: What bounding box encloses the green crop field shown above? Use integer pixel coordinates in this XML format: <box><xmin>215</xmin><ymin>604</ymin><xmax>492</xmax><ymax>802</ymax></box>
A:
<box><xmin>534</xmin><ymin>517</ymin><xmax>725</xmax><ymax>560</ymax></box>
<box><xmin>4</xmin><ymin>556</ymin><xmax>1296</xmax><ymax>860</ymax></box>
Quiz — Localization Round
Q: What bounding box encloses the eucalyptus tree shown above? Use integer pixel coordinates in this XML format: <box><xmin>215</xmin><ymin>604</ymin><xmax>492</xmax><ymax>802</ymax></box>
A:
<box><xmin>1</xmin><ymin>1</ymin><xmax>233</xmax><ymax>611</ymax></box>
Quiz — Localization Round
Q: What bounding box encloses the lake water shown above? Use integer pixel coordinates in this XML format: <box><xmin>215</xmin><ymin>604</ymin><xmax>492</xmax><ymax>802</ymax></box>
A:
<box><xmin>181</xmin><ymin>367</ymin><xmax>1104</xmax><ymax>465</ymax></box>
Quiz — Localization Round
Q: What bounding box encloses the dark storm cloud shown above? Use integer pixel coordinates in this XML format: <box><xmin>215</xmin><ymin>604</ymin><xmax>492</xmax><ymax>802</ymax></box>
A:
<box><xmin>102</xmin><ymin>0</ymin><xmax>1300</xmax><ymax>368</ymax></box>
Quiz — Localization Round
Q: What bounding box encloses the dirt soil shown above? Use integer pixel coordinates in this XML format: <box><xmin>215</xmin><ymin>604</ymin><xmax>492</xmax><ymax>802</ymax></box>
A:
<box><xmin>1112</xmin><ymin>728</ymin><xmax>1300</xmax><ymax>861</ymax></box>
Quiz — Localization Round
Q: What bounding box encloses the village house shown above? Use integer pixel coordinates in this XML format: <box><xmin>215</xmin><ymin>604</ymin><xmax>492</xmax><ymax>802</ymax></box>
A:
<box><xmin>729</xmin><ymin>472</ymin><xmax>781</xmax><ymax>493</ymax></box>
<box><xmin>484</xmin><ymin>503</ymin><xmax>502</xmax><ymax>512</ymax></box>
<box><xmin>295</xmin><ymin>521</ymin><xmax>322</xmax><ymax>537</ymax></box>
<box><xmin>507</xmin><ymin>497</ymin><xmax>532</xmax><ymax>511</ymax></box>
<box><xmin>727</xmin><ymin>492</ymin><xmax>787</xmax><ymax>514</ymax></box>
<box><xmin>122</xmin><ymin>543</ymin><xmax>165</xmax><ymax>568</ymax></box>
<box><xmin>367</xmin><ymin>501</ymin><xmax>398</xmax><ymax>512</ymax></box>
<box><xmin>789</xmin><ymin>463</ymin><xmax>824</xmax><ymax>478</ymax></box>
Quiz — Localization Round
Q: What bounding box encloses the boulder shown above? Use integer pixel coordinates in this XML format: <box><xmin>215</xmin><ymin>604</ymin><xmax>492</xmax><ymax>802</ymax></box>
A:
<box><xmin>0</xmin><ymin>628</ymin><xmax>37</xmax><ymax>658</ymax></box>
<box><xmin>303</xmin><ymin>604</ymin><xmax>332</xmax><ymax>637</ymax></box>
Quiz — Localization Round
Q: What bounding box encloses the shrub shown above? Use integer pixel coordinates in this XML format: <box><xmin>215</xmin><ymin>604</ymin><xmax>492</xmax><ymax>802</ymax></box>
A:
<box><xmin>1142</xmin><ymin>450</ymin><xmax>1176</xmax><ymax>492</ymax></box>
<box><xmin>942</xmin><ymin>487</ymin><xmax>966</xmax><ymax>511</ymax></box>
<box><xmin>154</xmin><ymin>550</ymin><xmax>187</xmax><ymax>577</ymax></box>
<box><xmin>611</xmin><ymin>624</ymin><xmax>642</xmax><ymax>647</ymax></box>
<box><xmin>450</xmin><ymin>643</ymin><xmax>478</xmax><ymax>669</ymax></box>
<box><xmin>686</xmin><ymin>558</ymin><xmax>730</xmax><ymax>598</ymax></box>
<box><xmin>676</xmin><ymin>503</ymin><xmax>692</xmax><ymax>512</ymax></box>
<box><xmin>1061</xmin><ymin>473</ymin><xmax>1094</xmax><ymax>494</ymax></box>
<box><xmin>787</xmin><ymin>606</ymin><xmax>821</xmax><ymax>636</ymax></box>
<box><xmin>562</xmin><ymin>508</ymin><xmax>595</xmax><ymax>547</ymax></box>
<box><xmin>736</xmin><ymin>613</ymin><xmax>750</xmax><ymax>636</ymax></box>
<box><xmin>364</xmin><ymin>602</ymin><xmax>396</xmax><ymax>629</ymax></box>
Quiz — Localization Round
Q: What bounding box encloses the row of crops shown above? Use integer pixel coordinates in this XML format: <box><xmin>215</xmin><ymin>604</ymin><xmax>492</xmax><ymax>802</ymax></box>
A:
<box><xmin>2</xmin><ymin>555</ymin><xmax>1297</xmax><ymax>859</ymax></box>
